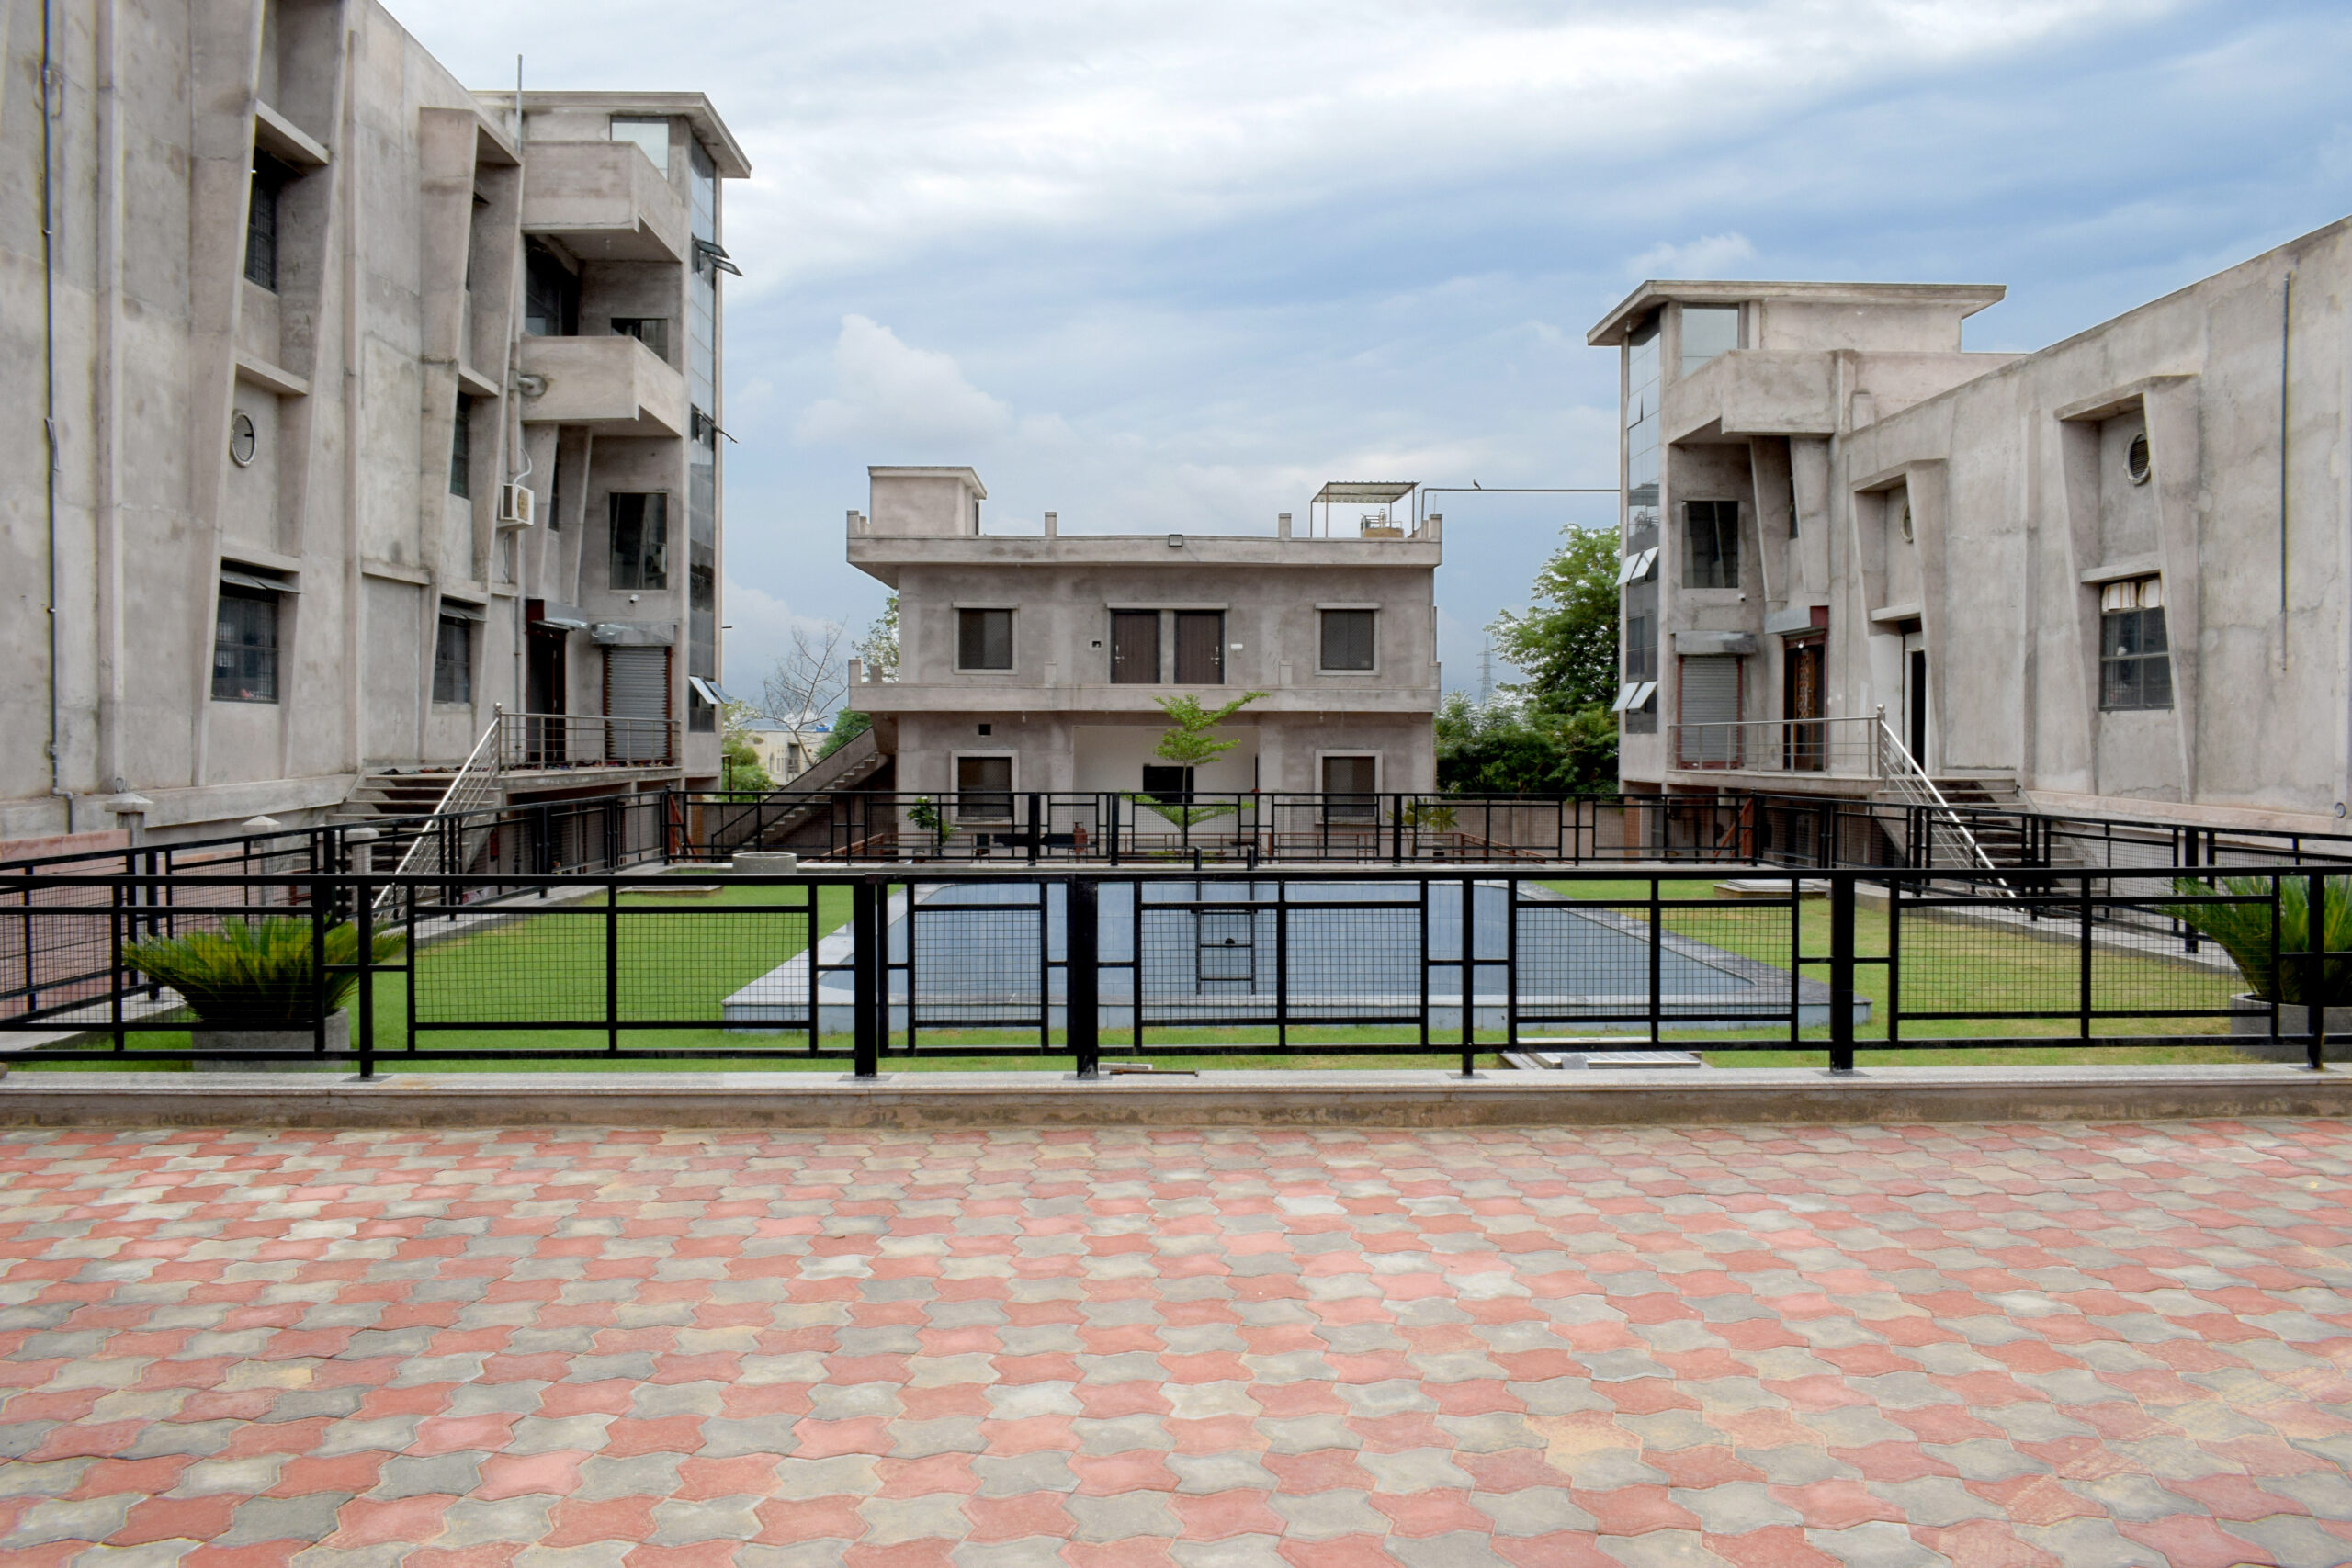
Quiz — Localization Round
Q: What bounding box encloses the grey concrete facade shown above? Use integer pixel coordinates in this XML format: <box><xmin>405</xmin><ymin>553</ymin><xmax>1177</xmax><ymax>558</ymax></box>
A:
<box><xmin>0</xmin><ymin>0</ymin><xmax>746</xmax><ymax>844</ymax></box>
<box><xmin>845</xmin><ymin>468</ymin><xmax>1442</xmax><ymax>801</ymax></box>
<box><xmin>1590</xmin><ymin>220</ymin><xmax>2352</xmax><ymax>832</ymax></box>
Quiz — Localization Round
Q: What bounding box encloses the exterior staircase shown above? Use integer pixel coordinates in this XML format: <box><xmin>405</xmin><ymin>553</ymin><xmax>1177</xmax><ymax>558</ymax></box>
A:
<box><xmin>707</xmin><ymin>729</ymin><xmax>889</xmax><ymax>853</ymax></box>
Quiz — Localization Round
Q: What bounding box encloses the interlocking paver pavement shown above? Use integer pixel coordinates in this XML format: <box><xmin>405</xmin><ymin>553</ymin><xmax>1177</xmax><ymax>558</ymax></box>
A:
<box><xmin>0</xmin><ymin>1118</ymin><xmax>2346</xmax><ymax>1567</ymax></box>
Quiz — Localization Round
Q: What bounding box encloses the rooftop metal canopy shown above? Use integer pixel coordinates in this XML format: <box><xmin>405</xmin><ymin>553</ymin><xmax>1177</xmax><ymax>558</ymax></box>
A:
<box><xmin>1310</xmin><ymin>481</ymin><xmax>1417</xmax><ymax>505</ymax></box>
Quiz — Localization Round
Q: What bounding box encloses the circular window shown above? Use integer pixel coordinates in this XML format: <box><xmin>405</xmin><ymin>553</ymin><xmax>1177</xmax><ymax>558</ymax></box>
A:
<box><xmin>1898</xmin><ymin>499</ymin><xmax>1914</xmax><ymax>542</ymax></box>
<box><xmin>2126</xmin><ymin>431</ymin><xmax>2152</xmax><ymax>486</ymax></box>
<box><xmin>229</xmin><ymin>410</ymin><xmax>257</xmax><ymax>468</ymax></box>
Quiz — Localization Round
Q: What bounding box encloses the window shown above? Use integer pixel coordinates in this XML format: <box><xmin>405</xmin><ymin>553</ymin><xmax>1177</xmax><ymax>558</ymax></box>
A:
<box><xmin>957</xmin><ymin>608</ymin><xmax>1013</xmax><ymax>671</ymax></box>
<box><xmin>1679</xmin><ymin>305</ymin><xmax>1740</xmax><ymax>376</ymax></box>
<box><xmin>1683</xmin><ymin>501</ymin><xmax>1738</xmax><ymax>589</ymax></box>
<box><xmin>609</xmin><ymin>493</ymin><xmax>669</xmax><ymax>589</ymax></box>
<box><xmin>524</xmin><ymin>242</ymin><xmax>579</xmax><ymax>337</ymax></box>
<box><xmin>433</xmin><ymin>613</ymin><xmax>475</xmax><ymax>705</ymax></box>
<box><xmin>956</xmin><ymin>756</ymin><xmax>1012</xmax><ymax>819</ymax></box>
<box><xmin>1624</xmin><ymin>316</ymin><xmax>1660</xmax><ymax>543</ymax></box>
<box><xmin>610</xmin><ymin>115</ymin><xmax>670</xmax><ymax>172</ymax></box>
<box><xmin>212</xmin><ymin>587</ymin><xmax>280</xmax><ymax>703</ymax></box>
<box><xmin>447</xmin><ymin>395</ymin><xmax>472</xmax><ymax>498</ymax></box>
<box><xmin>1319</xmin><ymin>609</ymin><xmax>1376</xmax><ymax>671</ymax></box>
<box><xmin>611</xmin><ymin>317</ymin><xmax>669</xmax><ymax>360</ymax></box>
<box><xmin>2126</xmin><ymin>431</ymin><xmax>2153</xmax><ymax>486</ymax></box>
<box><xmin>243</xmin><ymin>155</ymin><xmax>295</xmax><ymax>290</ymax></box>
<box><xmin>1110</xmin><ymin>611</ymin><xmax>1159</xmax><ymax>683</ymax></box>
<box><xmin>2099</xmin><ymin>579</ymin><xmax>2171</xmax><ymax>710</ymax></box>
<box><xmin>1174</xmin><ymin>611</ymin><xmax>1224</xmax><ymax>684</ymax></box>
<box><xmin>1141</xmin><ymin>765</ymin><xmax>1194</xmax><ymax>804</ymax></box>
<box><xmin>1321</xmin><ymin>756</ymin><xmax>1377</xmax><ymax>820</ymax></box>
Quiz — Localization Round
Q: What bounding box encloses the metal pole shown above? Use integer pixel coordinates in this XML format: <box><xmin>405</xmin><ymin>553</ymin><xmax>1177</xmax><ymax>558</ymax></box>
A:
<box><xmin>1829</xmin><ymin>874</ymin><xmax>1855</xmax><ymax>1073</ymax></box>
<box><xmin>605</xmin><ymin>878</ymin><xmax>619</xmax><ymax>1055</ymax></box>
<box><xmin>2078</xmin><ymin>873</ymin><xmax>2093</xmax><ymax>1041</ymax></box>
<box><xmin>2308</xmin><ymin>870</ymin><xmax>2328</xmax><ymax>1071</ymax></box>
<box><xmin>1068</xmin><ymin>876</ymin><xmax>1099</xmax><ymax>1078</ymax></box>
<box><xmin>1460</xmin><ymin>874</ymin><xmax>1476</xmax><ymax>1076</ymax></box>
<box><xmin>356</xmin><ymin>876</ymin><xmax>376</xmax><ymax>1079</ymax></box>
<box><xmin>852</xmin><ymin>875</ymin><xmax>883</xmax><ymax>1078</ymax></box>
<box><xmin>1648</xmin><ymin>875</ymin><xmax>1664</xmax><ymax>1048</ymax></box>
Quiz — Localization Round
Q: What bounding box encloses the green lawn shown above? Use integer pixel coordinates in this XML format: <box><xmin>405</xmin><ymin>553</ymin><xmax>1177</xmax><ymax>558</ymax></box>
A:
<box><xmin>1541</xmin><ymin>877</ymin><xmax>2250</xmax><ymax>1066</ymax></box>
<box><xmin>25</xmin><ymin>873</ymin><xmax>2260</xmax><ymax>1073</ymax></box>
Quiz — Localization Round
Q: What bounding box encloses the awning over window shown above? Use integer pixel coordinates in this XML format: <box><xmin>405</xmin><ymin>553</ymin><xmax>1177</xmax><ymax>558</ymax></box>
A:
<box><xmin>1614</xmin><ymin>547</ymin><xmax>1657</xmax><ymax>586</ymax></box>
<box><xmin>438</xmin><ymin>599</ymin><xmax>486</xmax><ymax>623</ymax></box>
<box><xmin>592</xmin><ymin>621</ymin><xmax>677</xmax><ymax>646</ymax></box>
<box><xmin>220</xmin><ymin>567</ymin><xmax>295</xmax><ymax>594</ymax></box>
<box><xmin>686</xmin><ymin>676</ymin><xmax>730</xmax><ymax>705</ymax></box>
<box><xmin>1610</xmin><ymin>681</ymin><xmax>1658</xmax><ymax>713</ymax></box>
<box><xmin>531</xmin><ymin>601</ymin><xmax>591</xmax><ymax>632</ymax></box>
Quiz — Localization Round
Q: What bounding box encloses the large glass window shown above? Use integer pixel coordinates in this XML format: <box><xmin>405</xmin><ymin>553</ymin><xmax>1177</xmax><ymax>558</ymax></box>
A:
<box><xmin>1110</xmin><ymin>611</ymin><xmax>1159</xmax><ymax>683</ymax></box>
<box><xmin>448</xmin><ymin>395</ymin><xmax>472</xmax><ymax>498</ymax></box>
<box><xmin>685</xmin><ymin>139</ymin><xmax>720</xmax><ymax>693</ymax></box>
<box><xmin>609</xmin><ymin>115</ymin><xmax>670</xmax><ymax>172</ymax></box>
<box><xmin>2099</xmin><ymin>579</ymin><xmax>2172</xmax><ymax>710</ymax></box>
<box><xmin>956</xmin><ymin>756</ymin><xmax>1012</xmax><ymax>819</ymax></box>
<box><xmin>612</xmin><ymin>317</ymin><xmax>669</xmax><ymax>360</ymax></box>
<box><xmin>609</xmin><ymin>493</ymin><xmax>669</xmax><ymax>589</ymax></box>
<box><xmin>1174</xmin><ymin>612</ymin><xmax>1224</xmax><ymax>684</ymax></box>
<box><xmin>1621</xmin><ymin>573</ymin><xmax>1659</xmax><ymax>736</ymax></box>
<box><xmin>523</xmin><ymin>242</ymin><xmax>579</xmax><ymax>337</ymax></box>
<box><xmin>1319</xmin><ymin>609</ymin><xmax>1376</xmax><ymax>671</ymax></box>
<box><xmin>1683</xmin><ymin>501</ymin><xmax>1739</xmax><ymax>589</ymax></box>
<box><xmin>433</xmin><ymin>614</ymin><xmax>474</xmax><ymax>705</ymax></box>
<box><xmin>1623</xmin><ymin>317</ymin><xmax>1659</xmax><ymax>547</ymax></box>
<box><xmin>1679</xmin><ymin>306</ymin><xmax>1740</xmax><ymax>377</ymax></box>
<box><xmin>212</xmin><ymin>587</ymin><xmax>280</xmax><ymax>703</ymax></box>
<box><xmin>243</xmin><ymin>155</ymin><xmax>294</xmax><ymax>290</ymax></box>
<box><xmin>957</xmin><ymin>608</ymin><xmax>1013</xmax><ymax>671</ymax></box>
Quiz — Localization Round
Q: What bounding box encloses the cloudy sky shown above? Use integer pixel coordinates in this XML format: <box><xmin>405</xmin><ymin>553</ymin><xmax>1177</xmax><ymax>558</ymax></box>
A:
<box><xmin>397</xmin><ymin>0</ymin><xmax>2352</xmax><ymax>700</ymax></box>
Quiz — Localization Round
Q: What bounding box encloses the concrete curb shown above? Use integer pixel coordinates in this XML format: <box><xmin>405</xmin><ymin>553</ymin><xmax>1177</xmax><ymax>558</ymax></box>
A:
<box><xmin>0</xmin><ymin>1066</ymin><xmax>2347</xmax><ymax>1131</ymax></box>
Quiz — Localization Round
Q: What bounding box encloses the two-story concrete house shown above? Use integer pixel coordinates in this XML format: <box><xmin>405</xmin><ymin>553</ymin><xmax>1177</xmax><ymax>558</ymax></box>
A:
<box><xmin>0</xmin><ymin>0</ymin><xmax>746</xmax><ymax>848</ymax></box>
<box><xmin>1589</xmin><ymin>216</ymin><xmax>2352</xmax><ymax>836</ymax></box>
<box><xmin>842</xmin><ymin>468</ymin><xmax>1442</xmax><ymax>818</ymax></box>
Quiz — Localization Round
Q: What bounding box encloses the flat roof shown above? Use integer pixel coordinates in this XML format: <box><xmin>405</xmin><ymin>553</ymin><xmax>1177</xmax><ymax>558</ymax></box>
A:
<box><xmin>1311</xmin><ymin>481</ymin><xmax>1417</xmax><ymax>505</ymax></box>
<box><xmin>502</xmin><ymin>91</ymin><xmax>752</xmax><ymax>179</ymax></box>
<box><xmin>1586</xmin><ymin>280</ymin><xmax>2007</xmax><ymax>347</ymax></box>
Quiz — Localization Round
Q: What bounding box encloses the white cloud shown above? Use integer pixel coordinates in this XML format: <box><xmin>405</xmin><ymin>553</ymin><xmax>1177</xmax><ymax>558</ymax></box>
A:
<box><xmin>1625</xmin><ymin>232</ymin><xmax>1758</xmax><ymax>280</ymax></box>
<box><xmin>793</xmin><ymin>315</ymin><xmax>1012</xmax><ymax>450</ymax></box>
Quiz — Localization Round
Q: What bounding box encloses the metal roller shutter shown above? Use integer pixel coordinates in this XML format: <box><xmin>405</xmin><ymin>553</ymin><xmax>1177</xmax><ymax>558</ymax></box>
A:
<box><xmin>1676</xmin><ymin>655</ymin><xmax>1742</xmax><ymax>766</ymax></box>
<box><xmin>604</xmin><ymin>647</ymin><xmax>671</xmax><ymax>761</ymax></box>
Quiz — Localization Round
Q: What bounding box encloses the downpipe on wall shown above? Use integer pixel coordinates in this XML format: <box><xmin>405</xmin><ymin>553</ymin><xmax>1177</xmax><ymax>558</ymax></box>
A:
<box><xmin>40</xmin><ymin>0</ymin><xmax>62</xmax><ymax>806</ymax></box>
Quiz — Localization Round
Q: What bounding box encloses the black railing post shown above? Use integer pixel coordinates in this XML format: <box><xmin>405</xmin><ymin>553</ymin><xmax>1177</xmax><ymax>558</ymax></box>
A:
<box><xmin>1829</xmin><ymin>874</ymin><xmax>1855</xmax><ymax>1073</ymax></box>
<box><xmin>1459</xmin><ymin>873</ymin><xmax>1476</xmax><ymax>1076</ymax></box>
<box><xmin>1392</xmin><ymin>798</ymin><xmax>1404</xmax><ymax>866</ymax></box>
<box><xmin>1068</xmin><ymin>876</ymin><xmax>1099</xmax><ymax>1078</ymax></box>
<box><xmin>852</xmin><ymin>875</ymin><xmax>884</xmax><ymax>1078</ymax></box>
<box><xmin>2078</xmin><ymin>873</ymin><xmax>2094</xmax><ymax>1041</ymax></box>
<box><xmin>109</xmin><ymin>881</ymin><xmax>126</xmax><ymax>1055</ymax></box>
<box><xmin>2308</xmin><ymin>870</ymin><xmax>2328</xmax><ymax>1071</ymax></box>
<box><xmin>1027</xmin><ymin>794</ymin><xmax>1041</xmax><ymax>865</ymax></box>
<box><xmin>310</xmin><ymin>881</ymin><xmax>327</xmax><ymax>1063</ymax></box>
<box><xmin>355</xmin><ymin>877</ymin><xmax>376</xmax><ymax>1079</ymax></box>
<box><xmin>605</xmin><ymin>878</ymin><xmax>620</xmax><ymax>1055</ymax></box>
<box><xmin>1108</xmin><ymin>793</ymin><xmax>1121</xmax><ymax>867</ymax></box>
<box><xmin>1647</xmin><ymin>875</ymin><xmax>1664</xmax><ymax>1048</ymax></box>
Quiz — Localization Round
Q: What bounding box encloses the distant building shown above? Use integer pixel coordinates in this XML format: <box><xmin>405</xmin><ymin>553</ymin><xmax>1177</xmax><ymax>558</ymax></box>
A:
<box><xmin>0</xmin><ymin>0</ymin><xmax>748</xmax><ymax>846</ymax></box>
<box><xmin>842</xmin><ymin>467</ymin><xmax>1441</xmax><ymax>818</ymax></box>
<box><xmin>1589</xmin><ymin>217</ymin><xmax>2352</xmax><ymax>833</ymax></box>
<box><xmin>739</xmin><ymin>721</ymin><xmax>830</xmax><ymax>784</ymax></box>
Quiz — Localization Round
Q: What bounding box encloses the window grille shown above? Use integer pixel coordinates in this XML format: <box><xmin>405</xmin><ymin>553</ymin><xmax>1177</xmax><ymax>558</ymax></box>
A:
<box><xmin>2099</xmin><ymin>578</ymin><xmax>2171</xmax><ymax>710</ymax></box>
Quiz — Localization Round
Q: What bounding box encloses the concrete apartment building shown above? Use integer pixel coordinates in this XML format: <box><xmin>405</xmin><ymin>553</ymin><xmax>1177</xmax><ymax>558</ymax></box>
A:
<box><xmin>1590</xmin><ymin>216</ymin><xmax>2352</xmax><ymax>834</ymax></box>
<box><xmin>841</xmin><ymin>468</ymin><xmax>1442</xmax><ymax>813</ymax></box>
<box><xmin>0</xmin><ymin>0</ymin><xmax>746</xmax><ymax>847</ymax></box>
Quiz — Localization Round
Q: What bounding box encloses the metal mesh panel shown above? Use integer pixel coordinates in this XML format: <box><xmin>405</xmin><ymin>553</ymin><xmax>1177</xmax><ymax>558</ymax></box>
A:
<box><xmin>909</xmin><ymin>888</ymin><xmax>1043</xmax><ymax>1030</ymax></box>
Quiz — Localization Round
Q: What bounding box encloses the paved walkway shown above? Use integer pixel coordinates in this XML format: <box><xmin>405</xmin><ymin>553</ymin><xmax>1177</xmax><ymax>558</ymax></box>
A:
<box><xmin>0</xmin><ymin>1121</ymin><xmax>2347</xmax><ymax>1568</ymax></box>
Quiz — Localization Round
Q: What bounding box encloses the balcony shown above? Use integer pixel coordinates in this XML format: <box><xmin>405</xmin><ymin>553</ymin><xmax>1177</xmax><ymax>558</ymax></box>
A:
<box><xmin>516</xmin><ymin>333</ymin><xmax>687</xmax><ymax>437</ymax></box>
<box><xmin>519</xmin><ymin>140</ymin><xmax>689</xmax><ymax>263</ymax></box>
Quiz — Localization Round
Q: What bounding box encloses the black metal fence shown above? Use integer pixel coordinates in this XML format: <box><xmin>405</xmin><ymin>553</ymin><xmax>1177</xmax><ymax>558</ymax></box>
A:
<box><xmin>3</xmin><ymin>863</ymin><xmax>2335</xmax><ymax>1077</ymax></box>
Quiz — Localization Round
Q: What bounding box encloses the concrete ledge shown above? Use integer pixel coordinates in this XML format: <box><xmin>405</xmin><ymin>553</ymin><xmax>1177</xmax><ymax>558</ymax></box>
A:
<box><xmin>0</xmin><ymin>1065</ymin><xmax>2347</xmax><ymax>1131</ymax></box>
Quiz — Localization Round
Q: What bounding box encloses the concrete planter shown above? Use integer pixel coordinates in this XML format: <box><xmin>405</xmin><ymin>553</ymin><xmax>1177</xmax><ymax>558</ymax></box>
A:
<box><xmin>191</xmin><ymin>1009</ymin><xmax>350</xmax><ymax>1072</ymax></box>
<box><xmin>730</xmin><ymin>852</ymin><xmax>798</xmax><ymax>875</ymax></box>
<box><xmin>2228</xmin><ymin>995</ymin><xmax>2352</xmax><ymax>1062</ymax></box>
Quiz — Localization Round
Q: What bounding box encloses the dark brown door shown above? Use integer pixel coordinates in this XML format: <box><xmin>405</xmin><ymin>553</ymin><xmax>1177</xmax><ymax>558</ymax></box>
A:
<box><xmin>1111</xmin><ymin>612</ymin><xmax>1159</xmax><ymax>683</ymax></box>
<box><xmin>1174</xmin><ymin>612</ymin><xmax>1224</xmax><ymax>684</ymax></box>
<box><xmin>1783</xmin><ymin>641</ymin><xmax>1823</xmax><ymax>771</ymax></box>
<box><xmin>1907</xmin><ymin>649</ymin><xmax>1928</xmax><ymax>770</ymax></box>
<box><xmin>526</xmin><ymin>631</ymin><xmax>567</xmax><ymax>764</ymax></box>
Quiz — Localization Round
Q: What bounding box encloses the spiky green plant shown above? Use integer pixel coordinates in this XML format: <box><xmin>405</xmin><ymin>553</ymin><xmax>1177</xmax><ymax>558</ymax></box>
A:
<box><xmin>123</xmin><ymin>917</ymin><xmax>407</xmax><ymax>1029</ymax></box>
<box><xmin>2162</xmin><ymin>875</ymin><xmax>2352</xmax><ymax>1006</ymax></box>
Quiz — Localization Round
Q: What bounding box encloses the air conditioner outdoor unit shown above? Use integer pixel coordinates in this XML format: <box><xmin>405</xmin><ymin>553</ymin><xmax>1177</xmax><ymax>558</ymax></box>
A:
<box><xmin>497</xmin><ymin>483</ymin><xmax>536</xmax><ymax>527</ymax></box>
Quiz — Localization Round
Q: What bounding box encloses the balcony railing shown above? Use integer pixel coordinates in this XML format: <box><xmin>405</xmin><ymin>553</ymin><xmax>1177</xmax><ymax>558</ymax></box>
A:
<box><xmin>1668</xmin><ymin>714</ymin><xmax>1887</xmax><ymax>774</ymax></box>
<box><xmin>499</xmin><ymin>712</ymin><xmax>679</xmax><ymax>769</ymax></box>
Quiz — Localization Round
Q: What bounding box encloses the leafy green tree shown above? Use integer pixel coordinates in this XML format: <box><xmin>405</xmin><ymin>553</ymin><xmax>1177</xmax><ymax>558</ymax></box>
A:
<box><xmin>718</xmin><ymin>700</ymin><xmax>773</xmax><ymax>793</ymax></box>
<box><xmin>1132</xmin><ymin>692</ymin><xmax>1265</xmax><ymax>829</ymax></box>
<box><xmin>814</xmin><ymin>709</ymin><xmax>870</xmax><ymax>762</ymax></box>
<box><xmin>815</xmin><ymin>598</ymin><xmax>899</xmax><ymax>762</ymax></box>
<box><xmin>1434</xmin><ymin>694</ymin><xmax>1617</xmax><ymax>795</ymax></box>
<box><xmin>1489</xmin><ymin>525</ymin><xmax>1620</xmax><ymax>715</ymax></box>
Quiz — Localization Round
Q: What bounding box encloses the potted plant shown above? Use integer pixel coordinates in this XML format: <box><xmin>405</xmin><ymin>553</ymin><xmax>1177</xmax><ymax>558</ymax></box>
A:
<box><xmin>906</xmin><ymin>796</ymin><xmax>946</xmax><ymax>857</ymax></box>
<box><xmin>123</xmin><ymin>916</ymin><xmax>407</xmax><ymax>1071</ymax></box>
<box><xmin>2164</xmin><ymin>875</ymin><xmax>2352</xmax><ymax>1060</ymax></box>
